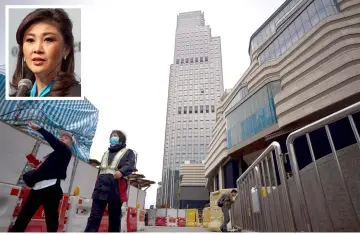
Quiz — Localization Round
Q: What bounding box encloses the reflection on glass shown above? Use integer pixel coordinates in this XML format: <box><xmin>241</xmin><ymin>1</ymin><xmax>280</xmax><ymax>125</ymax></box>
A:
<box><xmin>258</xmin><ymin>0</ymin><xmax>338</xmax><ymax>65</ymax></box>
<box><xmin>226</xmin><ymin>81</ymin><xmax>281</xmax><ymax>148</ymax></box>
<box><xmin>250</xmin><ymin>0</ymin><xmax>303</xmax><ymax>53</ymax></box>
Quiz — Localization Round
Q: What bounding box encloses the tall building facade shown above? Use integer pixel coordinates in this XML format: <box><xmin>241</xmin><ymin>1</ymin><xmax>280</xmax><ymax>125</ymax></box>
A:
<box><xmin>158</xmin><ymin>11</ymin><xmax>224</xmax><ymax>208</ymax></box>
<box><xmin>204</xmin><ymin>0</ymin><xmax>360</xmax><ymax>231</ymax></box>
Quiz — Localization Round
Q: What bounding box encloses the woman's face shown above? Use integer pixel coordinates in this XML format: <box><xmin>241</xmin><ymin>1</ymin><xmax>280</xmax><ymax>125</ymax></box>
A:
<box><xmin>110</xmin><ymin>133</ymin><xmax>120</xmax><ymax>138</ymax></box>
<box><xmin>23</xmin><ymin>21</ymin><xmax>69</xmax><ymax>77</ymax></box>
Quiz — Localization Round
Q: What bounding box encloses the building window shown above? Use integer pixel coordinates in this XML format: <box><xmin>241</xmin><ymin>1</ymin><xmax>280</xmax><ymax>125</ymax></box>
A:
<box><xmin>190</xmin><ymin>58</ymin><xmax>193</xmax><ymax>63</ymax></box>
<box><xmin>258</xmin><ymin>0</ymin><xmax>338</xmax><ymax>65</ymax></box>
<box><xmin>195</xmin><ymin>57</ymin><xmax>198</xmax><ymax>62</ymax></box>
<box><xmin>181</xmin><ymin>59</ymin><xmax>184</xmax><ymax>64</ymax></box>
<box><xmin>186</xmin><ymin>58</ymin><xmax>189</xmax><ymax>63</ymax></box>
<box><xmin>200</xmin><ymin>89</ymin><xmax>204</xmax><ymax>94</ymax></box>
<box><xmin>206</xmin><ymin>105</ymin><xmax>209</xmax><ymax>113</ymax></box>
<box><xmin>184</xmin><ymin>106</ymin><xmax>187</xmax><ymax>114</ymax></box>
<box><xmin>205</xmin><ymin>56</ymin><xmax>208</xmax><ymax>62</ymax></box>
<box><xmin>200</xmin><ymin>106</ymin><xmax>204</xmax><ymax>113</ymax></box>
<box><xmin>178</xmin><ymin>107</ymin><xmax>181</xmax><ymax>114</ymax></box>
<box><xmin>200</xmin><ymin>57</ymin><xmax>203</xmax><ymax>62</ymax></box>
<box><xmin>189</xmin><ymin>106</ymin><xmax>193</xmax><ymax>114</ymax></box>
<box><xmin>176</xmin><ymin>59</ymin><xmax>179</xmax><ymax>64</ymax></box>
<box><xmin>195</xmin><ymin>106</ymin><xmax>198</xmax><ymax>114</ymax></box>
<box><xmin>211</xmin><ymin>105</ymin><xmax>215</xmax><ymax>113</ymax></box>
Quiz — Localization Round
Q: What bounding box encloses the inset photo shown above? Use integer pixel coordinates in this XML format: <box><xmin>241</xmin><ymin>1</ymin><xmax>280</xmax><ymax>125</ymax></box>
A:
<box><xmin>5</xmin><ymin>6</ymin><xmax>82</xmax><ymax>100</ymax></box>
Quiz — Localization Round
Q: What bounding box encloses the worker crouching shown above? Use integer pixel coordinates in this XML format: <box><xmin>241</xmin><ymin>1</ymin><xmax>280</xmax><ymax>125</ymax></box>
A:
<box><xmin>85</xmin><ymin>130</ymin><xmax>136</xmax><ymax>232</ymax></box>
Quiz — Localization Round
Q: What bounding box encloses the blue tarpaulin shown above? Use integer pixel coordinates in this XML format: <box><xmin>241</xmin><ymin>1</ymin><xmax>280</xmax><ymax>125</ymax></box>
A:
<box><xmin>0</xmin><ymin>65</ymin><xmax>99</xmax><ymax>162</ymax></box>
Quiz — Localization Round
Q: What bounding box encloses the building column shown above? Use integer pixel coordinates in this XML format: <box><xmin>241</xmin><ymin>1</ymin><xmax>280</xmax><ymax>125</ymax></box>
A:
<box><xmin>218</xmin><ymin>166</ymin><xmax>224</xmax><ymax>190</ymax></box>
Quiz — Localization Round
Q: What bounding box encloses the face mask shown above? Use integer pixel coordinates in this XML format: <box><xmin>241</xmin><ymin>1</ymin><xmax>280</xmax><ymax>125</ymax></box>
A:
<box><xmin>110</xmin><ymin>136</ymin><xmax>119</xmax><ymax>145</ymax></box>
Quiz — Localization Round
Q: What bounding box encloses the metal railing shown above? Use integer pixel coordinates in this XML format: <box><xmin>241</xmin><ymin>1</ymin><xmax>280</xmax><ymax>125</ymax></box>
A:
<box><xmin>234</xmin><ymin>142</ymin><xmax>296</xmax><ymax>232</ymax></box>
<box><xmin>286</xmin><ymin>101</ymin><xmax>360</xmax><ymax>232</ymax></box>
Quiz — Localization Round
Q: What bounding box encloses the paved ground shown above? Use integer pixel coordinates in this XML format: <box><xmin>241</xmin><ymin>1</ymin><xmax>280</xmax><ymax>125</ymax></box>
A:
<box><xmin>144</xmin><ymin>226</ymin><xmax>209</xmax><ymax>232</ymax></box>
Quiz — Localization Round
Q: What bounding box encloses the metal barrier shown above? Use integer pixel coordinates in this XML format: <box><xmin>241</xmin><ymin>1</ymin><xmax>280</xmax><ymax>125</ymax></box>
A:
<box><xmin>286</xmin><ymin>101</ymin><xmax>360</xmax><ymax>232</ymax></box>
<box><xmin>234</xmin><ymin>142</ymin><xmax>296</xmax><ymax>232</ymax></box>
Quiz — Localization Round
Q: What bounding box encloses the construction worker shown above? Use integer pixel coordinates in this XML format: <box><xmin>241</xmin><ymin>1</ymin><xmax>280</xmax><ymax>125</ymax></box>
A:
<box><xmin>217</xmin><ymin>189</ymin><xmax>238</xmax><ymax>232</ymax></box>
<box><xmin>10</xmin><ymin>121</ymin><xmax>74</xmax><ymax>232</ymax></box>
<box><xmin>85</xmin><ymin>130</ymin><xmax>136</xmax><ymax>232</ymax></box>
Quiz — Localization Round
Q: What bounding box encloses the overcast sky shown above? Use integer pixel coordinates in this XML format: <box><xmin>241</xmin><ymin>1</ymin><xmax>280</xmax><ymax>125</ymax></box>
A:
<box><xmin>1</xmin><ymin>0</ymin><xmax>286</xmax><ymax>208</ymax></box>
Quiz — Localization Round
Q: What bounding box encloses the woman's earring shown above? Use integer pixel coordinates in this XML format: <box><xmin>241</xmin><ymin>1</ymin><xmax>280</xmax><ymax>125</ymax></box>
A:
<box><xmin>23</xmin><ymin>57</ymin><xmax>25</xmax><ymax>62</ymax></box>
<box><xmin>64</xmin><ymin>56</ymin><xmax>67</xmax><ymax>60</ymax></box>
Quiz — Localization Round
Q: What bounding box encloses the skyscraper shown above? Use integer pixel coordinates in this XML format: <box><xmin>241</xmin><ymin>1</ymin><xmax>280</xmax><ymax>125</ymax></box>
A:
<box><xmin>158</xmin><ymin>11</ymin><xmax>224</xmax><ymax>208</ymax></box>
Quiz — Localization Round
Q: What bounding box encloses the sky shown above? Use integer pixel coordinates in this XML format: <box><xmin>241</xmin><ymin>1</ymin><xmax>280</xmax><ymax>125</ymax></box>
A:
<box><xmin>1</xmin><ymin>0</ymin><xmax>286</xmax><ymax>208</ymax></box>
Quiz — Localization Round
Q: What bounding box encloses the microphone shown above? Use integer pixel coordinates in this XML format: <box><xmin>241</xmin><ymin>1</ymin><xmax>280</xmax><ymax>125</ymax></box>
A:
<box><xmin>16</xmin><ymin>79</ymin><xmax>33</xmax><ymax>97</ymax></box>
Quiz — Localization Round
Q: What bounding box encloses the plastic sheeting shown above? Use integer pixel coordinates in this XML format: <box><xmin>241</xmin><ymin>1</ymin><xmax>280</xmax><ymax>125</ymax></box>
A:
<box><xmin>0</xmin><ymin>71</ymin><xmax>99</xmax><ymax>161</ymax></box>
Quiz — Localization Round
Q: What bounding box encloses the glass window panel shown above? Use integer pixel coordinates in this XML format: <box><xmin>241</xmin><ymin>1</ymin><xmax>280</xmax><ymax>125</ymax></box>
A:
<box><xmin>263</xmin><ymin>52</ymin><xmax>267</xmax><ymax>63</ymax></box>
<box><xmin>322</xmin><ymin>0</ymin><xmax>333</xmax><ymax>7</ymax></box>
<box><xmin>297</xmin><ymin>27</ymin><xmax>305</xmax><ymax>38</ymax></box>
<box><xmin>325</xmin><ymin>6</ymin><xmax>336</xmax><ymax>16</ymax></box>
<box><xmin>261</xmin><ymin>30</ymin><xmax>266</xmax><ymax>42</ymax></box>
<box><xmin>283</xmin><ymin>28</ymin><xmax>291</xmax><ymax>41</ymax></box>
<box><xmin>289</xmin><ymin>23</ymin><xmax>296</xmax><ymax>36</ymax></box>
<box><xmin>301</xmin><ymin>9</ymin><xmax>310</xmax><ymax>24</ymax></box>
<box><xmin>295</xmin><ymin>17</ymin><xmax>303</xmax><ymax>30</ymax></box>
<box><xmin>310</xmin><ymin>13</ymin><xmax>320</xmax><ymax>26</ymax></box>
<box><xmin>291</xmin><ymin>33</ymin><xmax>299</xmax><ymax>44</ymax></box>
<box><xmin>268</xmin><ymin>43</ymin><xmax>275</xmax><ymax>55</ymax></box>
<box><xmin>271</xmin><ymin>49</ymin><xmax>276</xmax><ymax>60</ymax></box>
<box><xmin>266</xmin><ymin>25</ymin><xmax>271</xmax><ymax>38</ymax></box>
<box><xmin>273</xmin><ymin>38</ymin><xmax>280</xmax><ymax>50</ymax></box>
<box><xmin>318</xmin><ymin>9</ymin><xmax>327</xmax><ymax>20</ymax></box>
<box><xmin>307</xmin><ymin>3</ymin><xmax>317</xmax><ymax>18</ymax></box>
<box><xmin>278</xmin><ymin>33</ymin><xmax>285</xmax><ymax>46</ymax></box>
<box><xmin>286</xmin><ymin>38</ymin><xmax>293</xmax><ymax>49</ymax></box>
<box><xmin>303</xmin><ymin>21</ymin><xmax>312</xmax><ymax>32</ymax></box>
<box><xmin>280</xmin><ymin>42</ymin><xmax>287</xmax><ymax>53</ymax></box>
<box><xmin>275</xmin><ymin>49</ymin><xmax>281</xmax><ymax>58</ymax></box>
<box><xmin>265</xmin><ymin>49</ymin><xmax>270</xmax><ymax>60</ymax></box>
<box><xmin>259</xmin><ymin>53</ymin><xmax>264</xmax><ymax>64</ymax></box>
<box><xmin>270</xmin><ymin>22</ymin><xmax>276</xmax><ymax>34</ymax></box>
<box><xmin>315</xmin><ymin>0</ymin><xmax>324</xmax><ymax>11</ymax></box>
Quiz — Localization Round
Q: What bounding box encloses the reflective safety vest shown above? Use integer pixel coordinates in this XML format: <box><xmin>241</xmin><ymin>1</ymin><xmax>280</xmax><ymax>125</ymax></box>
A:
<box><xmin>99</xmin><ymin>148</ymin><xmax>128</xmax><ymax>175</ymax></box>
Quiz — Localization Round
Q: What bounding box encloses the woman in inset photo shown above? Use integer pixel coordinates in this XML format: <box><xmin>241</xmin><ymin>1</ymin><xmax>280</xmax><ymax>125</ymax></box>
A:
<box><xmin>10</xmin><ymin>8</ymin><xmax>81</xmax><ymax>97</ymax></box>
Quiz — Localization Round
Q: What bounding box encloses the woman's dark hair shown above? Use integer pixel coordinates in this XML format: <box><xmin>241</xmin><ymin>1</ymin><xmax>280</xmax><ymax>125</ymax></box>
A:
<box><xmin>110</xmin><ymin>130</ymin><xmax>127</xmax><ymax>144</ymax></box>
<box><xmin>11</xmin><ymin>8</ymin><xmax>79</xmax><ymax>96</ymax></box>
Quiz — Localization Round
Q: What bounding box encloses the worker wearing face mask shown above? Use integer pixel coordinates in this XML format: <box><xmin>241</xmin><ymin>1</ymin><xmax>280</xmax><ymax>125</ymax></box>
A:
<box><xmin>85</xmin><ymin>130</ymin><xmax>136</xmax><ymax>232</ymax></box>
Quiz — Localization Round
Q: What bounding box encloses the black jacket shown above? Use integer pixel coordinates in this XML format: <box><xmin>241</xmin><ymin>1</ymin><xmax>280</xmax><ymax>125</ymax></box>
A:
<box><xmin>31</xmin><ymin>128</ymin><xmax>73</xmax><ymax>184</ymax></box>
<box><xmin>92</xmin><ymin>144</ymin><xmax>136</xmax><ymax>201</ymax></box>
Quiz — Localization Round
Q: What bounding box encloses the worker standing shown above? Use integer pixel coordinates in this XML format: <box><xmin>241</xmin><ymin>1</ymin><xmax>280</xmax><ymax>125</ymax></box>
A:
<box><xmin>217</xmin><ymin>189</ymin><xmax>238</xmax><ymax>232</ymax></box>
<box><xmin>85</xmin><ymin>130</ymin><xmax>136</xmax><ymax>232</ymax></box>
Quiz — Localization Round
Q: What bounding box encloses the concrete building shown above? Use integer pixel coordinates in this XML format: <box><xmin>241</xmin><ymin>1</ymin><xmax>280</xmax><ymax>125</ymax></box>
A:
<box><xmin>205</xmin><ymin>0</ymin><xmax>360</xmax><ymax>191</ymax></box>
<box><xmin>156</xmin><ymin>185</ymin><xmax>161</xmax><ymax>207</ymax></box>
<box><xmin>178</xmin><ymin>161</ymin><xmax>209</xmax><ymax>209</ymax></box>
<box><xmin>158</xmin><ymin>11</ymin><xmax>224</xmax><ymax>208</ymax></box>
